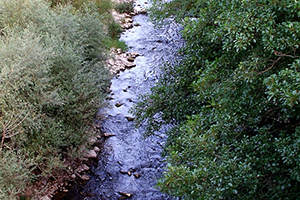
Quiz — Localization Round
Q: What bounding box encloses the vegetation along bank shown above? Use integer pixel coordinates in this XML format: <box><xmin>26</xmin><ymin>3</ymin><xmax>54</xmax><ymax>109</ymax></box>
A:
<box><xmin>0</xmin><ymin>0</ymin><xmax>131</xmax><ymax>199</ymax></box>
<box><xmin>133</xmin><ymin>0</ymin><xmax>300</xmax><ymax>199</ymax></box>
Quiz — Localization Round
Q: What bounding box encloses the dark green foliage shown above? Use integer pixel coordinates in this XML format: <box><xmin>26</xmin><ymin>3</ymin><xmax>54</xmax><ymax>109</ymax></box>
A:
<box><xmin>114</xmin><ymin>1</ymin><xmax>134</xmax><ymax>14</ymax></box>
<box><xmin>48</xmin><ymin>0</ymin><xmax>113</xmax><ymax>14</ymax></box>
<box><xmin>0</xmin><ymin>0</ymin><xmax>112</xmax><ymax>198</ymax></box>
<box><xmin>47</xmin><ymin>0</ymin><xmax>126</xmax><ymax>49</ymax></box>
<box><xmin>134</xmin><ymin>0</ymin><xmax>300</xmax><ymax>199</ymax></box>
<box><xmin>108</xmin><ymin>19</ymin><xmax>123</xmax><ymax>39</ymax></box>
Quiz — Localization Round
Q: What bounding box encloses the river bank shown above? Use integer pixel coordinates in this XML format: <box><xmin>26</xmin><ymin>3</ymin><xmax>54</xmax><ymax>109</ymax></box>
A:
<box><xmin>43</xmin><ymin>2</ymin><xmax>150</xmax><ymax>200</ymax></box>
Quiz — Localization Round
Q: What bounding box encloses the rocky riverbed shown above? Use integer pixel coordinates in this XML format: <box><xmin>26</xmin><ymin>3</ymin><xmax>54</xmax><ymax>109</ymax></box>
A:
<box><xmin>52</xmin><ymin>0</ymin><xmax>183</xmax><ymax>199</ymax></box>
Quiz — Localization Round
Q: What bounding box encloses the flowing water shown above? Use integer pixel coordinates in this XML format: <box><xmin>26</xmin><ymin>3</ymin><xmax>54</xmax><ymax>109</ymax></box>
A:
<box><xmin>63</xmin><ymin>2</ymin><xmax>183</xmax><ymax>199</ymax></box>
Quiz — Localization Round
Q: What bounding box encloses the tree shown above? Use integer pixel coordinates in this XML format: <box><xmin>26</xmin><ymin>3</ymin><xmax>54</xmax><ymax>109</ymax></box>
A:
<box><xmin>134</xmin><ymin>0</ymin><xmax>300</xmax><ymax>199</ymax></box>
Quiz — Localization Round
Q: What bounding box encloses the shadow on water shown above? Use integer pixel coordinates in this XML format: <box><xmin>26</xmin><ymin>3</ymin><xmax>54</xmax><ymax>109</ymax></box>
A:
<box><xmin>60</xmin><ymin>2</ymin><xmax>183</xmax><ymax>200</ymax></box>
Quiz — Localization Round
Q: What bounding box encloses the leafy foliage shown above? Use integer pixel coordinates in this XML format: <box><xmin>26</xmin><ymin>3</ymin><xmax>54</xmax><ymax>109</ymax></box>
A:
<box><xmin>48</xmin><ymin>0</ymin><xmax>113</xmax><ymax>14</ymax></box>
<box><xmin>0</xmin><ymin>0</ymin><xmax>112</xmax><ymax>198</ymax></box>
<box><xmin>114</xmin><ymin>0</ymin><xmax>134</xmax><ymax>14</ymax></box>
<box><xmin>134</xmin><ymin>0</ymin><xmax>300</xmax><ymax>199</ymax></box>
<box><xmin>47</xmin><ymin>0</ymin><xmax>126</xmax><ymax>50</ymax></box>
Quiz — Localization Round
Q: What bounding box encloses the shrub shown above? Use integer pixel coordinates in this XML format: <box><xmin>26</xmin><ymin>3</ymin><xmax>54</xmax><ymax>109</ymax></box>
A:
<box><xmin>47</xmin><ymin>0</ymin><xmax>127</xmax><ymax>49</ymax></box>
<box><xmin>134</xmin><ymin>0</ymin><xmax>300</xmax><ymax>199</ymax></box>
<box><xmin>107</xmin><ymin>19</ymin><xmax>123</xmax><ymax>39</ymax></box>
<box><xmin>48</xmin><ymin>0</ymin><xmax>112</xmax><ymax>14</ymax></box>
<box><xmin>0</xmin><ymin>151</ymin><xmax>35</xmax><ymax>199</ymax></box>
<box><xmin>114</xmin><ymin>1</ymin><xmax>134</xmax><ymax>14</ymax></box>
<box><xmin>0</xmin><ymin>0</ymin><xmax>111</xmax><ymax>198</ymax></box>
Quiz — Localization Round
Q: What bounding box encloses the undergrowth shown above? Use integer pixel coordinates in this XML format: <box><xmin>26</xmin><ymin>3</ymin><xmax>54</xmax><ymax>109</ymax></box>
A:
<box><xmin>114</xmin><ymin>0</ymin><xmax>134</xmax><ymax>14</ymax></box>
<box><xmin>0</xmin><ymin>0</ymin><xmax>120</xmax><ymax>198</ymax></box>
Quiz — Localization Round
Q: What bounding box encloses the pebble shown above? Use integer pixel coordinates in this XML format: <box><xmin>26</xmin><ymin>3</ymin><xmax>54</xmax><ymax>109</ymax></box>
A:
<box><xmin>127</xmin><ymin>57</ymin><xmax>135</xmax><ymax>62</ymax></box>
<box><xmin>118</xmin><ymin>192</ymin><xmax>133</xmax><ymax>198</ymax></box>
<box><xmin>88</xmin><ymin>137</ymin><xmax>97</xmax><ymax>144</ymax></box>
<box><xmin>133</xmin><ymin>173</ymin><xmax>141</xmax><ymax>178</ymax></box>
<box><xmin>115</xmin><ymin>102</ymin><xmax>123</xmax><ymax>107</ymax></box>
<box><xmin>40</xmin><ymin>196</ymin><xmax>51</xmax><ymax>200</ymax></box>
<box><xmin>104</xmin><ymin>133</ymin><xmax>116</xmax><ymax>137</ymax></box>
<box><xmin>117</xmin><ymin>161</ymin><xmax>123</xmax><ymax>165</ymax></box>
<box><xmin>119</xmin><ymin>170</ymin><xmax>128</xmax><ymax>174</ymax></box>
<box><xmin>94</xmin><ymin>146</ymin><xmax>100</xmax><ymax>152</ymax></box>
<box><xmin>125</xmin><ymin>116</ymin><xmax>135</xmax><ymax>121</ymax></box>
<box><xmin>84</xmin><ymin>150</ymin><xmax>97</xmax><ymax>158</ymax></box>
<box><xmin>76</xmin><ymin>164</ymin><xmax>90</xmax><ymax>173</ymax></box>
<box><xmin>80</xmin><ymin>174</ymin><xmax>90</xmax><ymax>181</ymax></box>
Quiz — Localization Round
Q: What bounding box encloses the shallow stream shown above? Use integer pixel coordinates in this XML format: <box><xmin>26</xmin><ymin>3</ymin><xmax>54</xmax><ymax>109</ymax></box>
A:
<box><xmin>64</xmin><ymin>2</ymin><xmax>183</xmax><ymax>199</ymax></box>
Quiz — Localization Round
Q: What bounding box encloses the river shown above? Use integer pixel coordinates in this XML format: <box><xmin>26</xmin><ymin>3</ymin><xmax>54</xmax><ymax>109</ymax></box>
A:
<box><xmin>62</xmin><ymin>1</ymin><xmax>182</xmax><ymax>199</ymax></box>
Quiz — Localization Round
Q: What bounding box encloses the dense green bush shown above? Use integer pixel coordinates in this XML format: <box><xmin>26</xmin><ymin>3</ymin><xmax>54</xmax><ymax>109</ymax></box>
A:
<box><xmin>47</xmin><ymin>0</ymin><xmax>127</xmax><ymax>50</ymax></box>
<box><xmin>114</xmin><ymin>1</ymin><xmax>134</xmax><ymax>14</ymax></box>
<box><xmin>48</xmin><ymin>0</ymin><xmax>112</xmax><ymax>14</ymax></box>
<box><xmin>134</xmin><ymin>0</ymin><xmax>300</xmax><ymax>199</ymax></box>
<box><xmin>0</xmin><ymin>0</ymin><xmax>111</xmax><ymax>198</ymax></box>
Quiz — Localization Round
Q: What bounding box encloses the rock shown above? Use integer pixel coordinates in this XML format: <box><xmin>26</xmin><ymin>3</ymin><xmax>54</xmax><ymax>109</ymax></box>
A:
<box><xmin>125</xmin><ymin>116</ymin><xmax>135</xmax><ymax>121</ymax></box>
<box><xmin>104</xmin><ymin>133</ymin><xmax>116</xmax><ymax>137</ymax></box>
<box><xmin>118</xmin><ymin>192</ymin><xmax>133</xmax><ymax>198</ymax></box>
<box><xmin>106</xmin><ymin>49</ymin><xmax>140</xmax><ymax>74</ymax></box>
<box><xmin>94</xmin><ymin>146</ymin><xmax>100</xmax><ymax>152</ymax></box>
<box><xmin>84</xmin><ymin>150</ymin><xmax>97</xmax><ymax>158</ymax></box>
<box><xmin>125</xmin><ymin>17</ymin><xmax>133</xmax><ymax>23</ymax></box>
<box><xmin>40</xmin><ymin>196</ymin><xmax>51</xmax><ymax>200</ymax></box>
<box><xmin>119</xmin><ymin>170</ymin><xmax>127</xmax><ymax>174</ymax></box>
<box><xmin>123</xmin><ymin>23</ymin><xmax>133</xmax><ymax>29</ymax></box>
<box><xmin>76</xmin><ymin>164</ymin><xmax>90</xmax><ymax>173</ymax></box>
<box><xmin>80</xmin><ymin>174</ymin><xmax>90</xmax><ymax>181</ymax></box>
<box><xmin>116</xmin><ymin>48</ymin><xmax>123</xmax><ymax>54</ymax></box>
<box><xmin>115</xmin><ymin>102</ymin><xmax>123</xmax><ymax>107</ymax></box>
<box><xmin>114</xmin><ymin>101</ymin><xmax>122</xmax><ymax>107</ymax></box>
<box><xmin>117</xmin><ymin>161</ymin><xmax>123</xmax><ymax>165</ymax></box>
<box><xmin>125</xmin><ymin>62</ymin><xmax>136</xmax><ymax>69</ymax></box>
<box><xmin>88</xmin><ymin>137</ymin><xmax>97</xmax><ymax>144</ymax></box>
<box><xmin>40</xmin><ymin>176</ymin><xmax>49</xmax><ymax>186</ymax></box>
<box><xmin>133</xmin><ymin>173</ymin><xmax>141</xmax><ymax>178</ymax></box>
<box><xmin>134</xmin><ymin>23</ymin><xmax>140</xmax><ymax>26</ymax></box>
<box><xmin>96</xmin><ymin>135</ymin><xmax>102</xmax><ymax>139</ymax></box>
<box><xmin>71</xmin><ymin>174</ymin><xmax>76</xmax><ymax>179</ymax></box>
<box><xmin>134</xmin><ymin>7</ymin><xmax>147</xmax><ymax>14</ymax></box>
<box><xmin>92</xmin><ymin>124</ymin><xmax>101</xmax><ymax>129</ymax></box>
<box><xmin>127</xmin><ymin>57</ymin><xmax>135</xmax><ymax>62</ymax></box>
<box><xmin>129</xmin><ymin>52</ymin><xmax>140</xmax><ymax>58</ymax></box>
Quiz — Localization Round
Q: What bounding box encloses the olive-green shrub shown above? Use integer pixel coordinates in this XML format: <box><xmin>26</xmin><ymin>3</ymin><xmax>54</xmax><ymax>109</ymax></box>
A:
<box><xmin>115</xmin><ymin>1</ymin><xmax>134</xmax><ymax>14</ymax></box>
<box><xmin>0</xmin><ymin>0</ymin><xmax>111</xmax><ymax>198</ymax></box>
<box><xmin>47</xmin><ymin>0</ymin><xmax>127</xmax><ymax>50</ymax></box>
<box><xmin>134</xmin><ymin>0</ymin><xmax>300</xmax><ymax>199</ymax></box>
